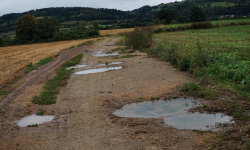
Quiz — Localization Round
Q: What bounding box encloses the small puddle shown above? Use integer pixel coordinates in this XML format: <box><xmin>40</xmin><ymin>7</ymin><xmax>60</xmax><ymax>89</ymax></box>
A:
<box><xmin>113</xmin><ymin>98</ymin><xmax>234</xmax><ymax>130</ymax></box>
<box><xmin>93</xmin><ymin>53</ymin><xmax>119</xmax><ymax>57</ymax></box>
<box><xmin>74</xmin><ymin>66</ymin><xmax>122</xmax><ymax>75</ymax></box>
<box><xmin>17</xmin><ymin>114</ymin><xmax>54</xmax><ymax>127</ymax></box>
<box><xmin>97</xmin><ymin>62</ymin><xmax>123</xmax><ymax>66</ymax></box>
<box><xmin>66</xmin><ymin>64</ymin><xmax>88</xmax><ymax>70</ymax></box>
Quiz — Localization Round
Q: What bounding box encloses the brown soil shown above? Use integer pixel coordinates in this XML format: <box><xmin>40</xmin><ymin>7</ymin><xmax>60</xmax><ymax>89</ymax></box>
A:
<box><xmin>0</xmin><ymin>38</ymin><xmax>214</xmax><ymax>150</ymax></box>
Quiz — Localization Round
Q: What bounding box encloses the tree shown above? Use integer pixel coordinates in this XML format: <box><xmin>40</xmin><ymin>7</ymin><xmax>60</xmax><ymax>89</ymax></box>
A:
<box><xmin>177</xmin><ymin>16</ymin><xmax>190</xmax><ymax>23</ymax></box>
<box><xmin>155</xmin><ymin>9</ymin><xmax>175</xmax><ymax>24</ymax></box>
<box><xmin>0</xmin><ymin>37</ymin><xmax>4</xmax><ymax>46</ymax></box>
<box><xmin>92</xmin><ymin>21</ymin><xmax>99</xmax><ymax>29</ymax></box>
<box><xmin>35</xmin><ymin>17</ymin><xmax>61</xmax><ymax>40</ymax></box>
<box><xmin>15</xmin><ymin>14</ymin><xmax>36</xmax><ymax>42</ymax></box>
<box><xmin>190</xmin><ymin>6</ymin><xmax>206</xmax><ymax>22</ymax></box>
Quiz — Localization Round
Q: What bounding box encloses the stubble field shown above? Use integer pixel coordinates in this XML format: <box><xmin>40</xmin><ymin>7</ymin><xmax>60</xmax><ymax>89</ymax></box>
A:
<box><xmin>0</xmin><ymin>39</ymin><xmax>96</xmax><ymax>86</ymax></box>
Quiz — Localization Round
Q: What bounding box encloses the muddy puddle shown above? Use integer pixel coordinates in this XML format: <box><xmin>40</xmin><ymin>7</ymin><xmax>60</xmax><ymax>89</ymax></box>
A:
<box><xmin>90</xmin><ymin>49</ymin><xmax>119</xmax><ymax>57</ymax></box>
<box><xmin>66</xmin><ymin>64</ymin><xmax>88</xmax><ymax>70</ymax></box>
<box><xmin>97</xmin><ymin>62</ymin><xmax>123</xmax><ymax>66</ymax></box>
<box><xmin>17</xmin><ymin>114</ymin><xmax>54</xmax><ymax>127</ymax></box>
<box><xmin>74</xmin><ymin>66</ymin><xmax>122</xmax><ymax>75</ymax></box>
<box><xmin>113</xmin><ymin>98</ymin><xmax>234</xmax><ymax>130</ymax></box>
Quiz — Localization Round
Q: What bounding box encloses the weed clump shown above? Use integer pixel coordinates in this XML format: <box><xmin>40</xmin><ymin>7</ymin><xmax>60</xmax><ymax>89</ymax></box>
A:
<box><xmin>181</xmin><ymin>82</ymin><xmax>199</xmax><ymax>92</ymax></box>
<box><xmin>124</xmin><ymin>26</ymin><xmax>153</xmax><ymax>50</ymax></box>
<box><xmin>199</xmin><ymin>87</ymin><xmax>219</xmax><ymax>100</ymax></box>
<box><xmin>36</xmin><ymin>109</ymin><xmax>45</xmax><ymax>116</ymax></box>
<box><xmin>0</xmin><ymin>91</ymin><xmax>6</xmax><ymax>95</ymax></box>
<box><xmin>27</xmin><ymin>124</ymin><xmax>38</xmax><ymax>127</ymax></box>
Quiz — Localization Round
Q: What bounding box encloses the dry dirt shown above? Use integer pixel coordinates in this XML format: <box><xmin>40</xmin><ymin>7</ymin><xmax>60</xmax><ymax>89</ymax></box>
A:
<box><xmin>0</xmin><ymin>38</ymin><xmax>214</xmax><ymax>150</ymax></box>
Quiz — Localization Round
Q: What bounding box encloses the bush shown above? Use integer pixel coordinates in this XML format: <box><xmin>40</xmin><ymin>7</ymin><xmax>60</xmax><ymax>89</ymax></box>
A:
<box><xmin>191</xmin><ymin>22</ymin><xmax>213</xmax><ymax>29</ymax></box>
<box><xmin>179</xmin><ymin>57</ymin><xmax>191</xmax><ymax>71</ymax></box>
<box><xmin>154</xmin><ymin>27</ymin><xmax>164</xmax><ymax>33</ymax></box>
<box><xmin>124</xmin><ymin>26</ymin><xmax>153</xmax><ymax>50</ymax></box>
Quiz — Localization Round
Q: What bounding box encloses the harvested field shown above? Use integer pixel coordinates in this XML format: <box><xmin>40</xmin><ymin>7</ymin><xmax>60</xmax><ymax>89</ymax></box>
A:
<box><xmin>0</xmin><ymin>38</ymin><xmax>96</xmax><ymax>86</ymax></box>
<box><xmin>100</xmin><ymin>28</ymin><xmax>134</xmax><ymax>35</ymax></box>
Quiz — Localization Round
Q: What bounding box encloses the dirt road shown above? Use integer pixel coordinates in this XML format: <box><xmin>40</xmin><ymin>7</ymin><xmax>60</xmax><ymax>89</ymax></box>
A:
<box><xmin>0</xmin><ymin>38</ymin><xmax>211</xmax><ymax>150</ymax></box>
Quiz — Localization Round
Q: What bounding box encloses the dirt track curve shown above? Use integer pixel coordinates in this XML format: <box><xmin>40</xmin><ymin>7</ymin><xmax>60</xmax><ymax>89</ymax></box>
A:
<box><xmin>0</xmin><ymin>38</ymin><xmax>211</xmax><ymax>150</ymax></box>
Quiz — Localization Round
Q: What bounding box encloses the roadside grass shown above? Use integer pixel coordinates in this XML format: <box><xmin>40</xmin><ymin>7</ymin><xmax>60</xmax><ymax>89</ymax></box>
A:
<box><xmin>180</xmin><ymin>82</ymin><xmax>199</xmax><ymax>92</ymax></box>
<box><xmin>150</xmin><ymin>25</ymin><xmax>250</xmax><ymax>102</ymax></box>
<box><xmin>32</xmin><ymin>54</ymin><xmax>83</xmax><ymax>105</ymax></box>
<box><xmin>0</xmin><ymin>91</ymin><xmax>6</xmax><ymax>95</ymax></box>
<box><xmin>26</xmin><ymin>56</ymin><xmax>55</xmax><ymax>73</ymax></box>
<box><xmin>199</xmin><ymin>87</ymin><xmax>219</xmax><ymax>100</ymax></box>
<box><xmin>149</xmin><ymin>25</ymin><xmax>250</xmax><ymax>149</ymax></box>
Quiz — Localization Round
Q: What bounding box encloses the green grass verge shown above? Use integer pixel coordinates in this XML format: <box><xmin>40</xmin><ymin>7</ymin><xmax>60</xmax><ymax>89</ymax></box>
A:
<box><xmin>31</xmin><ymin>54</ymin><xmax>83</xmax><ymax>105</ymax></box>
<box><xmin>0</xmin><ymin>91</ymin><xmax>7</xmax><ymax>95</ymax></box>
<box><xmin>26</xmin><ymin>56</ymin><xmax>55</xmax><ymax>72</ymax></box>
<box><xmin>151</xmin><ymin>25</ymin><xmax>250</xmax><ymax>101</ymax></box>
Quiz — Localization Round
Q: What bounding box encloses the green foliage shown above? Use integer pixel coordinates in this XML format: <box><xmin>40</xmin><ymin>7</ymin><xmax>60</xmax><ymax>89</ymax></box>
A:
<box><xmin>124</xmin><ymin>26</ymin><xmax>153</xmax><ymax>50</ymax></box>
<box><xmin>32</xmin><ymin>54</ymin><xmax>83</xmax><ymax>105</ymax></box>
<box><xmin>34</xmin><ymin>17</ymin><xmax>61</xmax><ymax>41</ymax></box>
<box><xmin>27</xmin><ymin>124</ymin><xmax>38</xmax><ymax>127</ymax></box>
<box><xmin>199</xmin><ymin>87</ymin><xmax>219</xmax><ymax>100</ymax></box>
<box><xmin>0</xmin><ymin>91</ymin><xmax>7</xmax><ymax>95</ymax></box>
<box><xmin>15</xmin><ymin>14</ymin><xmax>36</xmax><ymax>44</ymax></box>
<box><xmin>179</xmin><ymin>57</ymin><xmax>191</xmax><ymax>71</ymax></box>
<box><xmin>52</xmin><ymin>26</ymin><xmax>99</xmax><ymax>41</ymax></box>
<box><xmin>37</xmin><ymin>57</ymin><xmax>53</xmax><ymax>66</ymax></box>
<box><xmin>181</xmin><ymin>82</ymin><xmax>199</xmax><ymax>92</ymax></box>
<box><xmin>177</xmin><ymin>16</ymin><xmax>190</xmax><ymax>23</ymax></box>
<box><xmin>190</xmin><ymin>6</ymin><xmax>206</xmax><ymax>22</ymax></box>
<box><xmin>92</xmin><ymin>21</ymin><xmax>99</xmax><ymax>29</ymax></box>
<box><xmin>155</xmin><ymin>9</ymin><xmax>175</xmax><ymax>24</ymax></box>
<box><xmin>26</xmin><ymin>57</ymin><xmax>54</xmax><ymax>73</ymax></box>
<box><xmin>233</xmin><ymin>105</ymin><xmax>244</xmax><ymax>118</ymax></box>
<box><xmin>36</xmin><ymin>109</ymin><xmax>45</xmax><ymax>116</ymax></box>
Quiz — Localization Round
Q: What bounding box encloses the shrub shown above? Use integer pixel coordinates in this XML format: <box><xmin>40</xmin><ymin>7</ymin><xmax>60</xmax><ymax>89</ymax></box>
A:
<box><xmin>124</xmin><ymin>26</ymin><xmax>153</xmax><ymax>50</ymax></box>
<box><xmin>191</xmin><ymin>22</ymin><xmax>213</xmax><ymax>29</ymax></box>
<box><xmin>179</xmin><ymin>57</ymin><xmax>191</xmax><ymax>71</ymax></box>
<box><xmin>154</xmin><ymin>27</ymin><xmax>164</xmax><ymax>33</ymax></box>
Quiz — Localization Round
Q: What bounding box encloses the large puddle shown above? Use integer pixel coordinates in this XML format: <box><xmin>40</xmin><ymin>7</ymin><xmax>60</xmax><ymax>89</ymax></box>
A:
<box><xmin>113</xmin><ymin>98</ymin><xmax>234</xmax><ymax>130</ymax></box>
<box><xmin>17</xmin><ymin>114</ymin><xmax>54</xmax><ymax>127</ymax></box>
<box><xmin>74</xmin><ymin>66</ymin><xmax>122</xmax><ymax>75</ymax></box>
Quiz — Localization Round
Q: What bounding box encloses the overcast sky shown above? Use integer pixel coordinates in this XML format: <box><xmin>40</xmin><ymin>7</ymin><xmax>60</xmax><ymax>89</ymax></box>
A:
<box><xmin>0</xmin><ymin>0</ymin><xmax>178</xmax><ymax>17</ymax></box>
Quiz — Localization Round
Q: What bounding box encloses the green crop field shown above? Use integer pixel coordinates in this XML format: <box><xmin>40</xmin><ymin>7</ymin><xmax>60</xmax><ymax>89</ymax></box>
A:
<box><xmin>152</xmin><ymin>25</ymin><xmax>250</xmax><ymax>100</ymax></box>
<box><xmin>164</xmin><ymin>18</ymin><xmax>250</xmax><ymax>28</ymax></box>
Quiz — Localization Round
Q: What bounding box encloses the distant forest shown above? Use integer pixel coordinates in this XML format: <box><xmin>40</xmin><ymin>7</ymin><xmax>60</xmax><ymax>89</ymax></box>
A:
<box><xmin>0</xmin><ymin>0</ymin><xmax>250</xmax><ymax>33</ymax></box>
